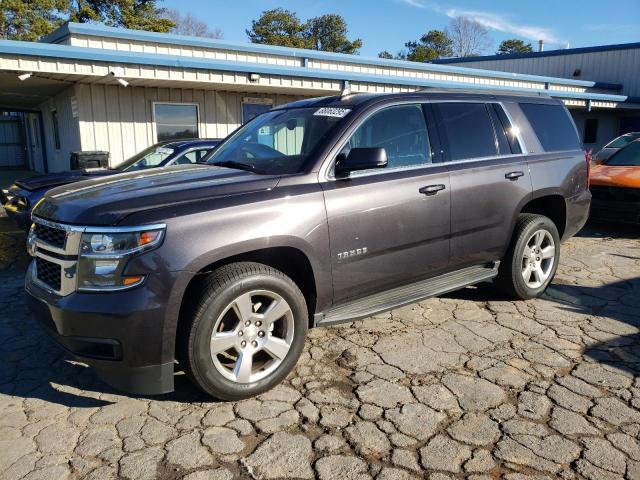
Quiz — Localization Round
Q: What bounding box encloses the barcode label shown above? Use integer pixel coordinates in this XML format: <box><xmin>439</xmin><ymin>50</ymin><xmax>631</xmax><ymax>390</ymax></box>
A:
<box><xmin>314</xmin><ymin>107</ymin><xmax>351</xmax><ymax>118</ymax></box>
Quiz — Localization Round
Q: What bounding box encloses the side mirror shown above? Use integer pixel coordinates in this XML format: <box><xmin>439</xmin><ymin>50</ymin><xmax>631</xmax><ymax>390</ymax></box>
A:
<box><xmin>594</xmin><ymin>158</ymin><xmax>605</xmax><ymax>166</ymax></box>
<box><xmin>335</xmin><ymin>147</ymin><xmax>388</xmax><ymax>177</ymax></box>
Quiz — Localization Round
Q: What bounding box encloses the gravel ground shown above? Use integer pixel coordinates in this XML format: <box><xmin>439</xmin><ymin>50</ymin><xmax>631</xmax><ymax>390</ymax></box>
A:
<box><xmin>1</xmin><ymin>215</ymin><xmax>639</xmax><ymax>480</ymax></box>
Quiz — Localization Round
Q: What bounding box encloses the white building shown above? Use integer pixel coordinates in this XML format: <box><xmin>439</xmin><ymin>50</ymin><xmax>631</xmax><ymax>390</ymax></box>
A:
<box><xmin>1</xmin><ymin>22</ymin><xmax>638</xmax><ymax>172</ymax></box>
<box><xmin>434</xmin><ymin>42</ymin><xmax>640</xmax><ymax>152</ymax></box>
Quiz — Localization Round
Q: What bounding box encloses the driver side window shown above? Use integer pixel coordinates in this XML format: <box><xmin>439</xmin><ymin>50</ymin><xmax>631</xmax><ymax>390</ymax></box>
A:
<box><xmin>342</xmin><ymin>104</ymin><xmax>432</xmax><ymax>169</ymax></box>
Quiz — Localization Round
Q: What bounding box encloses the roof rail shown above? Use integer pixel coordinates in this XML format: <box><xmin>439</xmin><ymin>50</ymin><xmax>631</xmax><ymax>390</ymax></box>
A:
<box><xmin>417</xmin><ymin>87</ymin><xmax>551</xmax><ymax>98</ymax></box>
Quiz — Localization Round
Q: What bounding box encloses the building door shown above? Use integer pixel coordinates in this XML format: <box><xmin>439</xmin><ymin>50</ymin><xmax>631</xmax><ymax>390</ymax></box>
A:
<box><xmin>242</xmin><ymin>98</ymin><xmax>273</xmax><ymax>124</ymax></box>
<box><xmin>25</xmin><ymin>113</ymin><xmax>45</xmax><ymax>172</ymax></box>
<box><xmin>0</xmin><ymin>113</ymin><xmax>26</xmax><ymax>168</ymax></box>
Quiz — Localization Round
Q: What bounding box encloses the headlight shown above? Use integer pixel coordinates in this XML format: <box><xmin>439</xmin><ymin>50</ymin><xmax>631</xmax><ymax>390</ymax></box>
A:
<box><xmin>77</xmin><ymin>226</ymin><xmax>165</xmax><ymax>291</ymax></box>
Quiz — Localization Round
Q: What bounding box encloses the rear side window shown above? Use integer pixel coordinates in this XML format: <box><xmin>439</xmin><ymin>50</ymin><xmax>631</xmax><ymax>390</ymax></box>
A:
<box><xmin>433</xmin><ymin>103</ymin><xmax>498</xmax><ymax>161</ymax></box>
<box><xmin>519</xmin><ymin>103</ymin><xmax>581</xmax><ymax>152</ymax></box>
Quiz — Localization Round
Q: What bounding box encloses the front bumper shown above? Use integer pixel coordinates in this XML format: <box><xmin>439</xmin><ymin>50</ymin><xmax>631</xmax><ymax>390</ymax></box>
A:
<box><xmin>25</xmin><ymin>263</ymin><xmax>175</xmax><ymax>395</ymax></box>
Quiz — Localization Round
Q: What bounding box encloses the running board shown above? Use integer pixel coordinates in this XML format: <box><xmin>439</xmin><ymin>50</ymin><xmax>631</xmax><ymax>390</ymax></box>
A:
<box><xmin>316</xmin><ymin>263</ymin><xmax>499</xmax><ymax>326</ymax></box>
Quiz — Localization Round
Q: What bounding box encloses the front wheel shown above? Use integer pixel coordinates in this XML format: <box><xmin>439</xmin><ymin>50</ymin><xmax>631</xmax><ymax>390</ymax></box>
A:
<box><xmin>180</xmin><ymin>262</ymin><xmax>308</xmax><ymax>400</ymax></box>
<box><xmin>495</xmin><ymin>214</ymin><xmax>560</xmax><ymax>300</ymax></box>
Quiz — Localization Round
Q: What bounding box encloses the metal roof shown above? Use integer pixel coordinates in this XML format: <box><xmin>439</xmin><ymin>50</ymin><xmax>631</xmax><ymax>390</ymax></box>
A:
<box><xmin>434</xmin><ymin>41</ymin><xmax>640</xmax><ymax>65</ymax></box>
<box><xmin>38</xmin><ymin>22</ymin><xmax>622</xmax><ymax>91</ymax></box>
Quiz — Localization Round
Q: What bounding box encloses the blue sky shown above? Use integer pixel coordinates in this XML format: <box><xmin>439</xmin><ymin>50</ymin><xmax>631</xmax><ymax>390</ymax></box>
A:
<box><xmin>162</xmin><ymin>0</ymin><xmax>639</xmax><ymax>57</ymax></box>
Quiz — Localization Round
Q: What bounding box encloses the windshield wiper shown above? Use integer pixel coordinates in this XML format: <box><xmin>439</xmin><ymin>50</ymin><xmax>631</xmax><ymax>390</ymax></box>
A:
<box><xmin>209</xmin><ymin>161</ymin><xmax>260</xmax><ymax>173</ymax></box>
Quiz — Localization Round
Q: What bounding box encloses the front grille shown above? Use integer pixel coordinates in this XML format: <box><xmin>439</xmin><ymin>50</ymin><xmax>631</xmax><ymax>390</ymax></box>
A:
<box><xmin>36</xmin><ymin>257</ymin><xmax>62</xmax><ymax>291</ymax></box>
<box><xmin>590</xmin><ymin>186</ymin><xmax>640</xmax><ymax>203</ymax></box>
<box><xmin>34</xmin><ymin>223</ymin><xmax>67</xmax><ymax>248</ymax></box>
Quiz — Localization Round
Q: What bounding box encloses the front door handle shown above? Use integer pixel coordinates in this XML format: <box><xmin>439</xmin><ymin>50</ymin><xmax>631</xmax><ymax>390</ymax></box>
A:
<box><xmin>505</xmin><ymin>171</ymin><xmax>525</xmax><ymax>181</ymax></box>
<box><xmin>419</xmin><ymin>184</ymin><xmax>446</xmax><ymax>196</ymax></box>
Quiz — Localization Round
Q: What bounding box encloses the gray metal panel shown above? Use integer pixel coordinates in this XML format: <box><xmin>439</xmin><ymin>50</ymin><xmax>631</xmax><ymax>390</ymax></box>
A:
<box><xmin>443</xmin><ymin>48</ymin><xmax>640</xmax><ymax>97</ymax></box>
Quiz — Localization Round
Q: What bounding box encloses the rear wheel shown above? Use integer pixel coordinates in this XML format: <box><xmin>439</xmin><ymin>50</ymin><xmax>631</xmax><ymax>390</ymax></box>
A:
<box><xmin>495</xmin><ymin>214</ymin><xmax>560</xmax><ymax>300</ymax></box>
<box><xmin>180</xmin><ymin>262</ymin><xmax>308</xmax><ymax>400</ymax></box>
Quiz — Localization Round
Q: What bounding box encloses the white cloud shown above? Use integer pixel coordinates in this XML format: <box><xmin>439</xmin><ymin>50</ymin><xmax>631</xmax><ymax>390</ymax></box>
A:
<box><xmin>398</xmin><ymin>0</ymin><xmax>562</xmax><ymax>44</ymax></box>
<box><xmin>399</xmin><ymin>0</ymin><xmax>428</xmax><ymax>8</ymax></box>
<box><xmin>444</xmin><ymin>8</ymin><xmax>562</xmax><ymax>43</ymax></box>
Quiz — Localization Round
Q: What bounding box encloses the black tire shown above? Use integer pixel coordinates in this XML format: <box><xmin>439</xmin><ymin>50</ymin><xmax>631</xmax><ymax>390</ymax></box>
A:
<box><xmin>180</xmin><ymin>262</ymin><xmax>308</xmax><ymax>400</ymax></box>
<box><xmin>495</xmin><ymin>213</ymin><xmax>560</xmax><ymax>300</ymax></box>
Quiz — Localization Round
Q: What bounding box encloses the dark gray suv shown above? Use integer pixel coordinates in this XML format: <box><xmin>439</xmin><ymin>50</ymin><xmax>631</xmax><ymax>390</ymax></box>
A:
<box><xmin>25</xmin><ymin>91</ymin><xmax>591</xmax><ymax>400</ymax></box>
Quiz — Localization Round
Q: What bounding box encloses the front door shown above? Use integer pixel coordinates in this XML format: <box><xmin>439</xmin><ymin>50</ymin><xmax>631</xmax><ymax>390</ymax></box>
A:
<box><xmin>321</xmin><ymin>103</ymin><xmax>451</xmax><ymax>303</ymax></box>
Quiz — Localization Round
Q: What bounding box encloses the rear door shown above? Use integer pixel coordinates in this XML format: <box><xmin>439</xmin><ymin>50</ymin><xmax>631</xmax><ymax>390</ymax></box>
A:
<box><xmin>433</xmin><ymin>101</ymin><xmax>533</xmax><ymax>267</ymax></box>
<box><xmin>321</xmin><ymin>103</ymin><xmax>451</xmax><ymax>302</ymax></box>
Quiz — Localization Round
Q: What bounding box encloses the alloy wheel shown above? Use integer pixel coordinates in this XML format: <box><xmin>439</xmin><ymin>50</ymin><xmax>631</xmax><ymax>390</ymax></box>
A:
<box><xmin>209</xmin><ymin>290</ymin><xmax>294</xmax><ymax>384</ymax></box>
<box><xmin>521</xmin><ymin>229</ymin><xmax>556</xmax><ymax>289</ymax></box>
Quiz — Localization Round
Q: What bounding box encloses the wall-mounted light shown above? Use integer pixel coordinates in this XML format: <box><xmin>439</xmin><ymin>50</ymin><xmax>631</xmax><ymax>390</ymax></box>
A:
<box><xmin>18</xmin><ymin>72</ymin><xmax>32</xmax><ymax>81</ymax></box>
<box><xmin>249</xmin><ymin>73</ymin><xmax>260</xmax><ymax>82</ymax></box>
<box><xmin>116</xmin><ymin>78</ymin><xmax>129</xmax><ymax>87</ymax></box>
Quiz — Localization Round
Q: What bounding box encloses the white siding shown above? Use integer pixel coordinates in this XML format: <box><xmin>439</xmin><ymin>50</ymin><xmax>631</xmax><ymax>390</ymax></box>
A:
<box><xmin>64</xmin><ymin>34</ymin><xmax>590</xmax><ymax>93</ymax></box>
<box><xmin>75</xmin><ymin>84</ymin><xmax>306</xmax><ymax>165</ymax></box>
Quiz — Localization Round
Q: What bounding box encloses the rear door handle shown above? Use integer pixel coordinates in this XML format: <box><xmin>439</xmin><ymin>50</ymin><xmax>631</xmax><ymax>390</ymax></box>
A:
<box><xmin>505</xmin><ymin>171</ymin><xmax>525</xmax><ymax>180</ymax></box>
<box><xmin>419</xmin><ymin>184</ymin><xmax>446</xmax><ymax>196</ymax></box>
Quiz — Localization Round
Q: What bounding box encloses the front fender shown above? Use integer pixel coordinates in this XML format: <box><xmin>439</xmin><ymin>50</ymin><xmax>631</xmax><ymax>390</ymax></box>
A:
<box><xmin>123</xmin><ymin>184</ymin><xmax>332</xmax><ymax>364</ymax></box>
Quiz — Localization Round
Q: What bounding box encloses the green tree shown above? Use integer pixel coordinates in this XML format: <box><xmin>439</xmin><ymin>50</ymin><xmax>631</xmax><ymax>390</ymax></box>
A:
<box><xmin>75</xmin><ymin>0</ymin><xmax>174</xmax><ymax>32</ymax></box>
<box><xmin>497</xmin><ymin>38</ymin><xmax>533</xmax><ymax>55</ymax></box>
<box><xmin>0</xmin><ymin>0</ymin><xmax>67</xmax><ymax>41</ymax></box>
<box><xmin>402</xmin><ymin>30</ymin><xmax>453</xmax><ymax>62</ymax></box>
<box><xmin>378</xmin><ymin>50</ymin><xmax>394</xmax><ymax>59</ymax></box>
<box><xmin>0</xmin><ymin>0</ymin><xmax>174</xmax><ymax>41</ymax></box>
<box><xmin>246</xmin><ymin>8</ymin><xmax>308</xmax><ymax>48</ymax></box>
<box><xmin>306</xmin><ymin>14</ymin><xmax>361</xmax><ymax>54</ymax></box>
<box><xmin>247</xmin><ymin>9</ymin><xmax>362</xmax><ymax>53</ymax></box>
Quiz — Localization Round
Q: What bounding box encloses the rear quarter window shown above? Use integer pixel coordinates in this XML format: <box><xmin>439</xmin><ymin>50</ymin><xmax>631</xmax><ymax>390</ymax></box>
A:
<box><xmin>519</xmin><ymin>103</ymin><xmax>581</xmax><ymax>152</ymax></box>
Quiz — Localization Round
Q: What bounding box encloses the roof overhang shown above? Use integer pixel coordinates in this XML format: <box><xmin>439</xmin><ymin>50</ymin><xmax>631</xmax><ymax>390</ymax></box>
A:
<box><xmin>1</xmin><ymin>37</ymin><xmax>639</xmax><ymax>109</ymax></box>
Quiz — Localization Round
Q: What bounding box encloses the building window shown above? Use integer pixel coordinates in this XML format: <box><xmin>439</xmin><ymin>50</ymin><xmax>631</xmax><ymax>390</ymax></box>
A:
<box><xmin>242</xmin><ymin>98</ymin><xmax>273</xmax><ymax>124</ymax></box>
<box><xmin>154</xmin><ymin>103</ymin><xmax>199</xmax><ymax>142</ymax></box>
<box><xmin>583</xmin><ymin>118</ymin><xmax>599</xmax><ymax>144</ymax></box>
<box><xmin>51</xmin><ymin>110</ymin><xmax>61</xmax><ymax>150</ymax></box>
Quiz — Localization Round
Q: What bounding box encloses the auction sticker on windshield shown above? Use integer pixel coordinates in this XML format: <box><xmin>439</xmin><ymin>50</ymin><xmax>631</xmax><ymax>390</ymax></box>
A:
<box><xmin>313</xmin><ymin>107</ymin><xmax>351</xmax><ymax>118</ymax></box>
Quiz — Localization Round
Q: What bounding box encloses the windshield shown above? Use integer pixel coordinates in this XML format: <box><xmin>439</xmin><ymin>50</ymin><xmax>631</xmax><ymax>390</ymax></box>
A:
<box><xmin>605</xmin><ymin>141</ymin><xmax>640</xmax><ymax>166</ymax></box>
<box><xmin>206</xmin><ymin>107</ymin><xmax>349</xmax><ymax>174</ymax></box>
<box><xmin>606</xmin><ymin>134</ymin><xmax>640</xmax><ymax>149</ymax></box>
<box><xmin>115</xmin><ymin>145</ymin><xmax>175</xmax><ymax>172</ymax></box>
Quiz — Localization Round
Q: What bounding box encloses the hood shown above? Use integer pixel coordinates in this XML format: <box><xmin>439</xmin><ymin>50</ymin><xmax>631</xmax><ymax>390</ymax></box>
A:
<box><xmin>33</xmin><ymin>164</ymin><xmax>280</xmax><ymax>225</ymax></box>
<box><xmin>15</xmin><ymin>169</ymin><xmax>115</xmax><ymax>191</ymax></box>
<box><xmin>591</xmin><ymin>165</ymin><xmax>640</xmax><ymax>189</ymax></box>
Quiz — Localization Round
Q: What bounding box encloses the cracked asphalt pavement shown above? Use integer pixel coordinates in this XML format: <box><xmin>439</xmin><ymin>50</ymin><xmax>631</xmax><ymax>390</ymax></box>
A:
<box><xmin>1</xmin><ymin>215</ymin><xmax>639</xmax><ymax>480</ymax></box>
